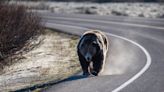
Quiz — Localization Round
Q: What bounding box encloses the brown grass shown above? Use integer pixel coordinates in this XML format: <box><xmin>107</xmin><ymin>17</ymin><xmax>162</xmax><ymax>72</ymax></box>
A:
<box><xmin>0</xmin><ymin>29</ymin><xmax>80</xmax><ymax>92</ymax></box>
<box><xmin>0</xmin><ymin>3</ymin><xmax>43</xmax><ymax>68</ymax></box>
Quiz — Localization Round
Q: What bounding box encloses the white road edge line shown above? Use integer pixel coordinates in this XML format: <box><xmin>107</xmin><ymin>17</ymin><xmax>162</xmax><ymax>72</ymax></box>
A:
<box><xmin>45</xmin><ymin>23</ymin><xmax>152</xmax><ymax>92</ymax></box>
<box><xmin>108</xmin><ymin>33</ymin><xmax>152</xmax><ymax>92</ymax></box>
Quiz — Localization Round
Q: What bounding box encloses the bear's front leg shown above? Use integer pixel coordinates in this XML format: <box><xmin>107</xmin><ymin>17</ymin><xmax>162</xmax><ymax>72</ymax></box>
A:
<box><xmin>81</xmin><ymin>61</ymin><xmax>90</xmax><ymax>76</ymax></box>
<box><xmin>79</xmin><ymin>57</ymin><xmax>90</xmax><ymax>76</ymax></box>
<box><xmin>91</xmin><ymin>60</ymin><xmax>103</xmax><ymax>76</ymax></box>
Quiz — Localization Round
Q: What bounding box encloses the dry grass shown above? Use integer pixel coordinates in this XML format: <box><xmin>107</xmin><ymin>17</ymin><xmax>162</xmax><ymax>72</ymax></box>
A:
<box><xmin>0</xmin><ymin>3</ymin><xmax>80</xmax><ymax>92</ymax></box>
<box><xmin>0</xmin><ymin>3</ymin><xmax>43</xmax><ymax>69</ymax></box>
<box><xmin>0</xmin><ymin>29</ymin><xmax>80</xmax><ymax>92</ymax></box>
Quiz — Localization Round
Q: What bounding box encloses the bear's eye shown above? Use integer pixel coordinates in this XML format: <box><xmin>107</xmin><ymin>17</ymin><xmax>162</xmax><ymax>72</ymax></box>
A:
<box><xmin>81</xmin><ymin>44</ymin><xmax>85</xmax><ymax>47</ymax></box>
<box><xmin>92</xmin><ymin>41</ymin><xmax>97</xmax><ymax>46</ymax></box>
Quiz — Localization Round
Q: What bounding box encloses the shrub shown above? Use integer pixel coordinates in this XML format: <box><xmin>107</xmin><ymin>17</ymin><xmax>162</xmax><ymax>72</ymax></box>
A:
<box><xmin>0</xmin><ymin>3</ymin><xmax>43</xmax><ymax>66</ymax></box>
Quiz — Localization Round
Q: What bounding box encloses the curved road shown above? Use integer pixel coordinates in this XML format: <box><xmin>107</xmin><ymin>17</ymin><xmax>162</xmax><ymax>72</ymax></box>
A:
<box><xmin>41</xmin><ymin>13</ymin><xmax>164</xmax><ymax>92</ymax></box>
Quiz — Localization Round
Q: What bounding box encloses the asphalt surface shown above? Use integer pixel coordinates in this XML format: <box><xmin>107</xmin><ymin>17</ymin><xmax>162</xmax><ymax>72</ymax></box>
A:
<box><xmin>41</xmin><ymin>13</ymin><xmax>164</xmax><ymax>92</ymax></box>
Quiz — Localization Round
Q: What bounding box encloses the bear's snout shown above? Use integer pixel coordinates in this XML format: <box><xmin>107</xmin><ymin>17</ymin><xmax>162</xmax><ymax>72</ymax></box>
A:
<box><xmin>85</xmin><ymin>53</ymin><xmax>92</xmax><ymax>62</ymax></box>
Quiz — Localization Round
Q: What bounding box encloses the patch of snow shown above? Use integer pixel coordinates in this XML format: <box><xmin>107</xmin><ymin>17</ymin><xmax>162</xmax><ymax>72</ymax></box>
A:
<box><xmin>12</xmin><ymin>2</ymin><xmax>164</xmax><ymax>18</ymax></box>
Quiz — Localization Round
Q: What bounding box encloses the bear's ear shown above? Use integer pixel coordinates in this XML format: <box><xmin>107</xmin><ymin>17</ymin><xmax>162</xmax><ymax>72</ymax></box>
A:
<box><xmin>96</xmin><ymin>39</ymin><xmax>103</xmax><ymax>50</ymax></box>
<box><xmin>104</xmin><ymin>37</ymin><xmax>108</xmax><ymax>46</ymax></box>
<box><xmin>101</xmin><ymin>34</ymin><xmax>108</xmax><ymax>50</ymax></box>
<box><xmin>77</xmin><ymin>35</ymin><xmax>85</xmax><ymax>48</ymax></box>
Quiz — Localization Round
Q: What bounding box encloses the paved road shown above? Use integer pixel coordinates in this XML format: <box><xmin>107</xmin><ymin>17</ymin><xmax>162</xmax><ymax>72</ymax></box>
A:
<box><xmin>41</xmin><ymin>13</ymin><xmax>164</xmax><ymax>92</ymax></box>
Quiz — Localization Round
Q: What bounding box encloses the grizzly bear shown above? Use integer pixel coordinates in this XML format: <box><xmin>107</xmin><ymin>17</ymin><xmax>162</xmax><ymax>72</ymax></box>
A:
<box><xmin>77</xmin><ymin>30</ymin><xmax>108</xmax><ymax>76</ymax></box>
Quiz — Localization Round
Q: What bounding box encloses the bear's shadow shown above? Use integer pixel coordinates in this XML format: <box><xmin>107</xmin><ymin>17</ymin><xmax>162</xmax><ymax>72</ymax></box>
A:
<box><xmin>60</xmin><ymin>74</ymin><xmax>89</xmax><ymax>83</ymax></box>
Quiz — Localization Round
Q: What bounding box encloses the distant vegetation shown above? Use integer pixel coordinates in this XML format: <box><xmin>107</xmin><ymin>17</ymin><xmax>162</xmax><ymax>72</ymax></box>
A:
<box><xmin>6</xmin><ymin>0</ymin><xmax>163</xmax><ymax>2</ymax></box>
<box><xmin>50</xmin><ymin>0</ymin><xmax>163</xmax><ymax>2</ymax></box>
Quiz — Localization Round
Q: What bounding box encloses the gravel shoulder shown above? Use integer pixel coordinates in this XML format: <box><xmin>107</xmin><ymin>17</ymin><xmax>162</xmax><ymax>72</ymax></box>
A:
<box><xmin>0</xmin><ymin>29</ymin><xmax>80</xmax><ymax>92</ymax></box>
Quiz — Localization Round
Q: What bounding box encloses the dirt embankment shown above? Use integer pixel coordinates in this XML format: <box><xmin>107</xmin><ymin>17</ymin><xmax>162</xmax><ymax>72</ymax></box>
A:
<box><xmin>0</xmin><ymin>29</ymin><xmax>80</xmax><ymax>92</ymax></box>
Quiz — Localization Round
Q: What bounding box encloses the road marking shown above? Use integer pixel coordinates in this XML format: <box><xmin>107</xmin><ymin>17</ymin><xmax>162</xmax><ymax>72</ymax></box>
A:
<box><xmin>107</xmin><ymin>33</ymin><xmax>152</xmax><ymax>92</ymax></box>
<box><xmin>43</xmin><ymin>16</ymin><xmax>164</xmax><ymax>30</ymax></box>
<box><xmin>45</xmin><ymin>23</ymin><xmax>152</xmax><ymax>92</ymax></box>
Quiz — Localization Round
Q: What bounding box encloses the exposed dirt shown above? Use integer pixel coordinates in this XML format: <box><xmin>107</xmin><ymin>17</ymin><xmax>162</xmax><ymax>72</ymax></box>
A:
<box><xmin>0</xmin><ymin>29</ymin><xmax>80</xmax><ymax>92</ymax></box>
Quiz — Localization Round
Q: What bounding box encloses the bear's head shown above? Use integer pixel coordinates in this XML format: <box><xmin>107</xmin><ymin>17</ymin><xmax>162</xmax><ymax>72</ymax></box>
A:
<box><xmin>78</xmin><ymin>33</ymin><xmax>103</xmax><ymax>62</ymax></box>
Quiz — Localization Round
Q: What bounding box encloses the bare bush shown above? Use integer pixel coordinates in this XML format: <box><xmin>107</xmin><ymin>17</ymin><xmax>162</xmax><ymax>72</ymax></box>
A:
<box><xmin>0</xmin><ymin>4</ymin><xmax>43</xmax><ymax>66</ymax></box>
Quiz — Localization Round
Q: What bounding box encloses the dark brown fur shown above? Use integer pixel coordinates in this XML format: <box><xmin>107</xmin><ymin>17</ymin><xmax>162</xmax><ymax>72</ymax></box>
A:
<box><xmin>77</xmin><ymin>30</ymin><xmax>108</xmax><ymax>76</ymax></box>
